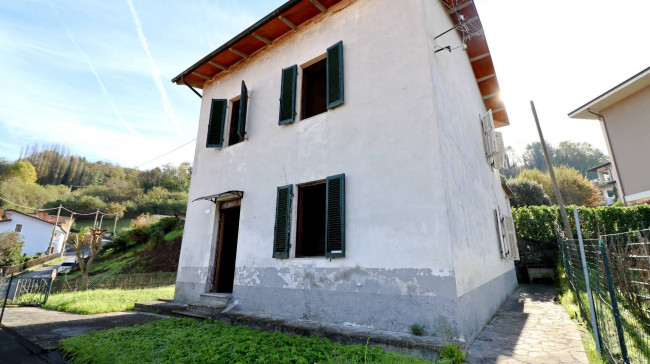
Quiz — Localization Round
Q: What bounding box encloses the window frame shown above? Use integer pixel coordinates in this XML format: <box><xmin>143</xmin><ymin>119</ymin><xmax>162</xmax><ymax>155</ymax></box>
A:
<box><xmin>299</xmin><ymin>54</ymin><xmax>328</xmax><ymax>121</ymax></box>
<box><xmin>295</xmin><ymin>179</ymin><xmax>327</xmax><ymax>258</ymax></box>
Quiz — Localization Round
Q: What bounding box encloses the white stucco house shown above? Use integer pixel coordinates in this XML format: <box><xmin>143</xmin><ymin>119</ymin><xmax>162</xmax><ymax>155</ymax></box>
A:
<box><xmin>0</xmin><ymin>210</ymin><xmax>70</xmax><ymax>257</ymax></box>
<box><xmin>172</xmin><ymin>0</ymin><xmax>518</xmax><ymax>342</ymax></box>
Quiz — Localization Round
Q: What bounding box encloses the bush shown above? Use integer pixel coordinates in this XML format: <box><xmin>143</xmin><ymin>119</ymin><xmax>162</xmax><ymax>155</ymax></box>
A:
<box><xmin>129</xmin><ymin>213</ymin><xmax>159</xmax><ymax>229</ymax></box>
<box><xmin>513</xmin><ymin>204</ymin><xmax>650</xmax><ymax>242</ymax></box>
<box><xmin>508</xmin><ymin>178</ymin><xmax>551</xmax><ymax>207</ymax></box>
<box><xmin>0</xmin><ymin>231</ymin><xmax>24</xmax><ymax>266</ymax></box>
<box><xmin>518</xmin><ymin>166</ymin><xmax>603</xmax><ymax>207</ymax></box>
<box><xmin>105</xmin><ymin>217</ymin><xmax>185</xmax><ymax>253</ymax></box>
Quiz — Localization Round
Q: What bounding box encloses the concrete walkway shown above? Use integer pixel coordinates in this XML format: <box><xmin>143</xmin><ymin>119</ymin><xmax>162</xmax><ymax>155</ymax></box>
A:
<box><xmin>467</xmin><ymin>284</ymin><xmax>589</xmax><ymax>363</ymax></box>
<box><xmin>1</xmin><ymin>307</ymin><xmax>166</xmax><ymax>351</ymax></box>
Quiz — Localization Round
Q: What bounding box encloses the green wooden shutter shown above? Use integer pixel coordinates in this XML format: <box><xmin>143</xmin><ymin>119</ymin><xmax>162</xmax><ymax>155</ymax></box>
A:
<box><xmin>279</xmin><ymin>65</ymin><xmax>297</xmax><ymax>125</ymax></box>
<box><xmin>238</xmin><ymin>81</ymin><xmax>248</xmax><ymax>139</ymax></box>
<box><xmin>206</xmin><ymin>99</ymin><xmax>226</xmax><ymax>148</ymax></box>
<box><xmin>326</xmin><ymin>41</ymin><xmax>344</xmax><ymax>109</ymax></box>
<box><xmin>325</xmin><ymin>174</ymin><xmax>345</xmax><ymax>258</ymax></box>
<box><xmin>273</xmin><ymin>185</ymin><xmax>293</xmax><ymax>258</ymax></box>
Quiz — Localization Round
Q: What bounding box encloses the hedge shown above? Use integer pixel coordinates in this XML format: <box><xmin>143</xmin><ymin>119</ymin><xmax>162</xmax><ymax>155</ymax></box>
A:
<box><xmin>512</xmin><ymin>205</ymin><xmax>650</xmax><ymax>242</ymax></box>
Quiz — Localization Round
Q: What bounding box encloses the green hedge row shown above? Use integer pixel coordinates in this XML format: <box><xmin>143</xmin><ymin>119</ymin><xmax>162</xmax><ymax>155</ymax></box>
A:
<box><xmin>512</xmin><ymin>205</ymin><xmax>650</xmax><ymax>242</ymax></box>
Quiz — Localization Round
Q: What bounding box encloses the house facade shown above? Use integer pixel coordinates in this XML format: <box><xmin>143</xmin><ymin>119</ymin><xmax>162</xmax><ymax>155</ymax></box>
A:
<box><xmin>569</xmin><ymin>66</ymin><xmax>650</xmax><ymax>205</ymax></box>
<box><xmin>587</xmin><ymin>162</ymin><xmax>616</xmax><ymax>205</ymax></box>
<box><xmin>172</xmin><ymin>0</ymin><xmax>518</xmax><ymax>341</ymax></box>
<box><xmin>0</xmin><ymin>210</ymin><xmax>69</xmax><ymax>256</ymax></box>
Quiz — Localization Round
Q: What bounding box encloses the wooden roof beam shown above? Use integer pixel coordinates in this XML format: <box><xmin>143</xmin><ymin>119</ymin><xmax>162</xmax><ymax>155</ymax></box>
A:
<box><xmin>229</xmin><ymin>47</ymin><xmax>250</xmax><ymax>59</ymax></box>
<box><xmin>208</xmin><ymin>61</ymin><xmax>229</xmax><ymax>71</ymax></box>
<box><xmin>469</xmin><ymin>53</ymin><xmax>490</xmax><ymax>63</ymax></box>
<box><xmin>279</xmin><ymin>15</ymin><xmax>297</xmax><ymax>30</ymax></box>
<box><xmin>192</xmin><ymin>72</ymin><xmax>212</xmax><ymax>80</ymax></box>
<box><xmin>477</xmin><ymin>74</ymin><xmax>496</xmax><ymax>82</ymax></box>
<box><xmin>308</xmin><ymin>0</ymin><xmax>327</xmax><ymax>13</ymax></box>
<box><xmin>252</xmin><ymin>33</ymin><xmax>273</xmax><ymax>45</ymax></box>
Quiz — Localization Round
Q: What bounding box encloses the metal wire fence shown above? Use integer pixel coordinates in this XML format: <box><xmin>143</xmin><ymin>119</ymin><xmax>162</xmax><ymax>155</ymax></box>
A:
<box><xmin>560</xmin><ymin>228</ymin><xmax>650</xmax><ymax>363</ymax></box>
<box><xmin>50</xmin><ymin>272</ymin><xmax>177</xmax><ymax>293</ymax></box>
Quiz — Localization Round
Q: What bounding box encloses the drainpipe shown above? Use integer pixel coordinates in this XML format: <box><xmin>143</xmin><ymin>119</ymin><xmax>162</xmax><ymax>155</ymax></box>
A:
<box><xmin>588</xmin><ymin>109</ymin><xmax>626</xmax><ymax>204</ymax></box>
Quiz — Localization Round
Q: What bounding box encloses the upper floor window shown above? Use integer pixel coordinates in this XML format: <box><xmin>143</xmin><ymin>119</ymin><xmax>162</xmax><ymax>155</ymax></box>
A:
<box><xmin>279</xmin><ymin>41</ymin><xmax>344</xmax><ymax>125</ymax></box>
<box><xmin>15</xmin><ymin>224</ymin><xmax>22</xmax><ymax>232</ymax></box>
<box><xmin>206</xmin><ymin>81</ymin><xmax>248</xmax><ymax>149</ymax></box>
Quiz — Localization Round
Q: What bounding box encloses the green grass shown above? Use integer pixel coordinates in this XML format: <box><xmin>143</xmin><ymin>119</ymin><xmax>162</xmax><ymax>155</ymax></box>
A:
<box><xmin>163</xmin><ymin>228</ymin><xmax>183</xmax><ymax>242</ymax></box>
<box><xmin>556</xmin><ymin>263</ymin><xmax>604</xmax><ymax>364</ymax></box>
<box><xmin>43</xmin><ymin>285</ymin><xmax>174</xmax><ymax>314</ymax></box>
<box><xmin>61</xmin><ymin>318</ymin><xmax>463</xmax><ymax>364</ymax></box>
<box><xmin>71</xmin><ymin>218</ymin><xmax>133</xmax><ymax>234</ymax></box>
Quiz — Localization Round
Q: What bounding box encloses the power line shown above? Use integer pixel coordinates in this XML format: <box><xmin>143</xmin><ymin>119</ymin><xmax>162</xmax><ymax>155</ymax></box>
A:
<box><xmin>0</xmin><ymin>196</ymin><xmax>59</xmax><ymax>211</ymax></box>
<box><xmin>0</xmin><ymin>195</ymin><xmax>117</xmax><ymax>217</ymax></box>
<box><xmin>135</xmin><ymin>138</ymin><xmax>196</xmax><ymax>169</ymax></box>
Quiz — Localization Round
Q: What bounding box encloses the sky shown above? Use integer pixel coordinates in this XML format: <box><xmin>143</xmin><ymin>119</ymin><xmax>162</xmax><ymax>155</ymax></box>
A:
<box><xmin>0</xmin><ymin>0</ymin><xmax>648</xmax><ymax>169</ymax></box>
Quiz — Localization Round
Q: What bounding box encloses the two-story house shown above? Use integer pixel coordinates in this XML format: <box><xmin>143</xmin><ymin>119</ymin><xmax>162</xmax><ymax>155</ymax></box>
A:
<box><xmin>587</xmin><ymin>162</ymin><xmax>617</xmax><ymax>205</ymax></box>
<box><xmin>171</xmin><ymin>0</ymin><xmax>518</xmax><ymax>342</ymax></box>
<box><xmin>570</xmin><ymin>66</ymin><xmax>650</xmax><ymax>205</ymax></box>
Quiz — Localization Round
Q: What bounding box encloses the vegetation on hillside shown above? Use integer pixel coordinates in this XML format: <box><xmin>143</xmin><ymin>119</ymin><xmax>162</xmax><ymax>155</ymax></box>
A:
<box><xmin>0</xmin><ymin>145</ymin><xmax>190</xmax><ymax>219</ymax></box>
<box><xmin>61</xmin><ymin>318</ymin><xmax>465</xmax><ymax>364</ymax></box>
<box><xmin>515</xmin><ymin>166</ymin><xmax>602</xmax><ymax>207</ymax></box>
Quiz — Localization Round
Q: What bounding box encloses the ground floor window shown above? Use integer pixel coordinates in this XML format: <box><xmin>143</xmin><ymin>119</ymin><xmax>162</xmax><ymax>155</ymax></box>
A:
<box><xmin>296</xmin><ymin>182</ymin><xmax>326</xmax><ymax>257</ymax></box>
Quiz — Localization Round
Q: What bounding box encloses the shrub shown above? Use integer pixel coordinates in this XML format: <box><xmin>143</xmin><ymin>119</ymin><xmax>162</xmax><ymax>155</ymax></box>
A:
<box><xmin>513</xmin><ymin>204</ymin><xmax>650</xmax><ymax>242</ymax></box>
<box><xmin>517</xmin><ymin>166</ymin><xmax>603</xmax><ymax>207</ymax></box>
<box><xmin>129</xmin><ymin>213</ymin><xmax>159</xmax><ymax>229</ymax></box>
<box><xmin>508</xmin><ymin>177</ymin><xmax>551</xmax><ymax>207</ymax></box>
<box><xmin>410</xmin><ymin>323</ymin><xmax>425</xmax><ymax>336</ymax></box>
<box><xmin>438</xmin><ymin>343</ymin><xmax>467</xmax><ymax>363</ymax></box>
<box><xmin>0</xmin><ymin>231</ymin><xmax>24</xmax><ymax>266</ymax></box>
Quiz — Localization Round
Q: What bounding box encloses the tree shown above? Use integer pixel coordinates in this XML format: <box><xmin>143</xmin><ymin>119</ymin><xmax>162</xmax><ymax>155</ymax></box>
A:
<box><xmin>507</xmin><ymin>178</ymin><xmax>551</xmax><ymax>208</ymax></box>
<box><xmin>105</xmin><ymin>202</ymin><xmax>126</xmax><ymax>219</ymax></box>
<box><xmin>554</xmin><ymin>141</ymin><xmax>608</xmax><ymax>179</ymax></box>
<box><xmin>0</xmin><ymin>231</ymin><xmax>23</xmax><ymax>266</ymax></box>
<box><xmin>5</xmin><ymin>160</ymin><xmax>37</xmax><ymax>184</ymax></box>
<box><xmin>521</xmin><ymin>142</ymin><xmax>551</xmax><ymax>172</ymax></box>
<box><xmin>72</xmin><ymin>227</ymin><xmax>107</xmax><ymax>289</ymax></box>
<box><xmin>517</xmin><ymin>166</ymin><xmax>603</xmax><ymax>207</ymax></box>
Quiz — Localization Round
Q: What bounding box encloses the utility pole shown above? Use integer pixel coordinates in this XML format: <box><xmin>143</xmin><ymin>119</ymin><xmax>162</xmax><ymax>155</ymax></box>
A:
<box><xmin>93</xmin><ymin>210</ymin><xmax>99</xmax><ymax>228</ymax></box>
<box><xmin>98</xmin><ymin>214</ymin><xmax>104</xmax><ymax>229</ymax></box>
<box><xmin>62</xmin><ymin>212</ymin><xmax>75</xmax><ymax>258</ymax></box>
<box><xmin>47</xmin><ymin>205</ymin><xmax>62</xmax><ymax>255</ymax></box>
<box><xmin>530</xmin><ymin>101</ymin><xmax>573</xmax><ymax>239</ymax></box>
<box><xmin>113</xmin><ymin>215</ymin><xmax>118</xmax><ymax>235</ymax></box>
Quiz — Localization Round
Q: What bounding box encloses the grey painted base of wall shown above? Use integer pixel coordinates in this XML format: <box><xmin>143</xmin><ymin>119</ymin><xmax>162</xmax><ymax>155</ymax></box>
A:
<box><xmin>457</xmin><ymin>268</ymin><xmax>518</xmax><ymax>341</ymax></box>
<box><xmin>176</xmin><ymin>267</ymin><xmax>517</xmax><ymax>342</ymax></box>
<box><xmin>233</xmin><ymin>285</ymin><xmax>461</xmax><ymax>337</ymax></box>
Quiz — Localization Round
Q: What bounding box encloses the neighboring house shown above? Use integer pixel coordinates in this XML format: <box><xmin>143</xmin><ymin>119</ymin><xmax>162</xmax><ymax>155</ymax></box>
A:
<box><xmin>0</xmin><ymin>210</ymin><xmax>73</xmax><ymax>256</ymax></box>
<box><xmin>587</xmin><ymin>162</ymin><xmax>616</xmax><ymax>206</ymax></box>
<box><xmin>172</xmin><ymin>0</ymin><xmax>518</xmax><ymax>342</ymax></box>
<box><xmin>569</xmin><ymin>66</ymin><xmax>650</xmax><ymax>205</ymax></box>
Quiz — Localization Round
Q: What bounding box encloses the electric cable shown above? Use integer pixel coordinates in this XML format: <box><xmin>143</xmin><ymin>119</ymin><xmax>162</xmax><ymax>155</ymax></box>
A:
<box><xmin>134</xmin><ymin>138</ymin><xmax>196</xmax><ymax>169</ymax></box>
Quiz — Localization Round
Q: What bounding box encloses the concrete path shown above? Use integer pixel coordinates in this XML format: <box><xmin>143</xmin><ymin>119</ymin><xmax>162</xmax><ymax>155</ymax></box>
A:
<box><xmin>467</xmin><ymin>284</ymin><xmax>589</xmax><ymax>364</ymax></box>
<box><xmin>1</xmin><ymin>307</ymin><xmax>166</xmax><ymax>351</ymax></box>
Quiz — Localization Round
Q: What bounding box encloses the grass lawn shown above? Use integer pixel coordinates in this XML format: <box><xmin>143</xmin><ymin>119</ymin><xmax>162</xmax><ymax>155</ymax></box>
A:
<box><xmin>61</xmin><ymin>318</ymin><xmax>463</xmax><ymax>364</ymax></box>
<box><xmin>43</xmin><ymin>285</ymin><xmax>174</xmax><ymax>314</ymax></box>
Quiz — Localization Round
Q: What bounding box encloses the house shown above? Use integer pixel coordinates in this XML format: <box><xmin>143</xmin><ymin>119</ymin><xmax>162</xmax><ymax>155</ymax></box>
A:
<box><xmin>569</xmin><ymin>66</ymin><xmax>650</xmax><ymax>205</ymax></box>
<box><xmin>171</xmin><ymin>0</ymin><xmax>518</xmax><ymax>342</ymax></box>
<box><xmin>0</xmin><ymin>209</ymin><xmax>73</xmax><ymax>256</ymax></box>
<box><xmin>587</xmin><ymin>162</ymin><xmax>617</xmax><ymax>206</ymax></box>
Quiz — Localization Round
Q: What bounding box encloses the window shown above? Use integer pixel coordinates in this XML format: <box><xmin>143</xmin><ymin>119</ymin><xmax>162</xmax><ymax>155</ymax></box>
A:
<box><xmin>495</xmin><ymin>207</ymin><xmax>519</xmax><ymax>261</ymax></box>
<box><xmin>15</xmin><ymin>224</ymin><xmax>22</xmax><ymax>232</ymax></box>
<box><xmin>206</xmin><ymin>80</ymin><xmax>248</xmax><ymax>148</ymax></box>
<box><xmin>272</xmin><ymin>174</ymin><xmax>346</xmax><ymax>259</ymax></box>
<box><xmin>296</xmin><ymin>181</ymin><xmax>327</xmax><ymax>256</ymax></box>
<box><xmin>301</xmin><ymin>57</ymin><xmax>327</xmax><ymax>119</ymax></box>
<box><xmin>228</xmin><ymin>98</ymin><xmax>243</xmax><ymax>146</ymax></box>
<box><xmin>481</xmin><ymin>109</ymin><xmax>498</xmax><ymax>166</ymax></box>
<box><xmin>278</xmin><ymin>41</ymin><xmax>344</xmax><ymax>124</ymax></box>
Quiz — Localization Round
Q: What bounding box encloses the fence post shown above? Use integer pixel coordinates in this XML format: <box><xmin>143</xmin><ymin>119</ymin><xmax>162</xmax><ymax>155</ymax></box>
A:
<box><xmin>574</xmin><ymin>209</ymin><xmax>601</xmax><ymax>354</ymax></box>
<box><xmin>599</xmin><ymin>238</ymin><xmax>630</xmax><ymax>364</ymax></box>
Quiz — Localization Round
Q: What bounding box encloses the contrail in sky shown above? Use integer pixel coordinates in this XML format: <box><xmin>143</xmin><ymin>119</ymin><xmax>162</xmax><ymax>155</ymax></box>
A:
<box><xmin>47</xmin><ymin>1</ymin><xmax>141</xmax><ymax>139</ymax></box>
<box><xmin>126</xmin><ymin>0</ymin><xmax>183</xmax><ymax>138</ymax></box>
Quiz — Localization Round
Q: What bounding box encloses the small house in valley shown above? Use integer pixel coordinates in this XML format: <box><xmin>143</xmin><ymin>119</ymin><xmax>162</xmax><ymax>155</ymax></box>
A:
<box><xmin>172</xmin><ymin>0</ymin><xmax>518</xmax><ymax>342</ymax></box>
<box><xmin>0</xmin><ymin>209</ymin><xmax>73</xmax><ymax>256</ymax></box>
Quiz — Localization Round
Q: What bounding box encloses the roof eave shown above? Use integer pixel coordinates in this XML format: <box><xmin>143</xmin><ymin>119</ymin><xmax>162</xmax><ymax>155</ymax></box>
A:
<box><xmin>568</xmin><ymin>66</ymin><xmax>650</xmax><ymax>120</ymax></box>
